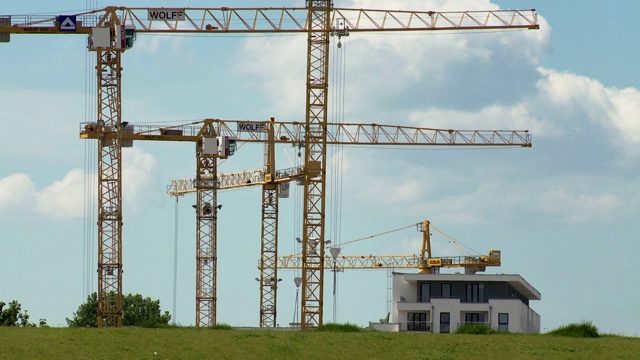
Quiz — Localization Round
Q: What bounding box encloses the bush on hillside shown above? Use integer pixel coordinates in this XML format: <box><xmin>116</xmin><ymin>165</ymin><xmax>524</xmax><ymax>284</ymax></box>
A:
<box><xmin>455</xmin><ymin>323</ymin><xmax>494</xmax><ymax>334</ymax></box>
<box><xmin>66</xmin><ymin>292</ymin><xmax>171</xmax><ymax>327</ymax></box>
<box><xmin>209</xmin><ymin>323</ymin><xmax>233</xmax><ymax>330</ymax></box>
<box><xmin>548</xmin><ymin>321</ymin><xmax>599</xmax><ymax>338</ymax></box>
<box><xmin>317</xmin><ymin>322</ymin><xmax>363</xmax><ymax>332</ymax></box>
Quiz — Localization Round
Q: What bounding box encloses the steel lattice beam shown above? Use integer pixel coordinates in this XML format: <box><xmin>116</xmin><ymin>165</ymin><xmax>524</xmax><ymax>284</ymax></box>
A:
<box><xmin>301</xmin><ymin>0</ymin><xmax>331</xmax><ymax>330</ymax></box>
<box><xmin>83</xmin><ymin>120</ymin><xmax>532</xmax><ymax>147</ymax></box>
<box><xmin>195</xmin><ymin>122</ymin><xmax>218</xmax><ymax>327</ymax></box>
<box><xmin>259</xmin><ymin>186</ymin><xmax>278</xmax><ymax>327</ymax></box>
<box><xmin>1</xmin><ymin>8</ymin><xmax>538</xmax><ymax>34</ymax></box>
<box><xmin>96</xmin><ymin>49</ymin><xmax>123</xmax><ymax>327</ymax></box>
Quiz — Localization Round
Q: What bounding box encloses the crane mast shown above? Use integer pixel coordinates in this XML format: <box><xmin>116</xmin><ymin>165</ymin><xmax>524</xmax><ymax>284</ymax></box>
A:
<box><xmin>2</xmin><ymin>5</ymin><xmax>539</xmax><ymax>329</ymax></box>
<box><xmin>258</xmin><ymin>118</ymin><xmax>280</xmax><ymax>327</ymax></box>
<box><xmin>301</xmin><ymin>0</ymin><xmax>331</xmax><ymax>330</ymax></box>
<box><xmin>96</xmin><ymin>47</ymin><xmax>124</xmax><ymax>327</ymax></box>
<box><xmin>193</xmin><ymin>121</ymin><xmax>219</xmax><ymax>327</ymax></box>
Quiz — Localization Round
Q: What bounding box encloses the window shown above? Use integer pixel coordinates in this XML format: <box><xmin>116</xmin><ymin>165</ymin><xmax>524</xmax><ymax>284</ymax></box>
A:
<box><xmin>439</xmin><ymin>312</ymin><xmax>450</xmax><ymax>333</ymax></box>
<box><xmin>407</xmin><ymin>312</ymin><xmax>429</xmax><ymax>332</ymax></box>
<box><xmin>441</xmin><ymin>283</ymin><xmax>451</xmax><ymax>298</ymax></box>
<box><xmin>464</xmin><ymin>312</ymin><xmax>485</xmax><ymax>324</ymax></box>
<box><xmin>498</xmin><ymin>313</ymin><xmax>509</xmax><ymax>332</ymax></box>
<box><xmin>465</xmin><ymin>283</ymin><xmax>484</xmax><ymax>303</ymax></box>
<box><xmin>418</xmin><ymin>282</ymin><xmax>431</xmax><ymax>302</ymax></box>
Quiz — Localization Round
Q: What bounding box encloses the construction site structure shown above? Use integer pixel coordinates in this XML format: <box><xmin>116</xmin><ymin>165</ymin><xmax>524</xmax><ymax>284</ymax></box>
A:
<box><xmin>2</xmin><ymin>4</ymin><xmax>539</xmax><ymax>328</ymax></box>
<box><xmin>166</xmin><ymin>117</ymin><xmax>529</xmax><ymax>328</ymax></box>
<box><xmin>276</xmin><ymin>220</ymin><xmax>501</xmax><ymax>274</ymax></box>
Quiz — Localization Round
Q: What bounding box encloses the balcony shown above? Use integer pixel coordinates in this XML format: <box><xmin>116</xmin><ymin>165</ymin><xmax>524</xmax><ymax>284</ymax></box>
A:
<box><xmin>397</xmin><ymin>301</ymin><xmax>432</xmax><ymax>312</ymax></box>
<box><xmin>458</xmin><ymin>321</ymin><xmax>491</xmax><ymax>328</ymax></box>
<box><xmin>400</xmin><ymin>321</ymin><xmax>432</xmax><ymax>332</ymax></box>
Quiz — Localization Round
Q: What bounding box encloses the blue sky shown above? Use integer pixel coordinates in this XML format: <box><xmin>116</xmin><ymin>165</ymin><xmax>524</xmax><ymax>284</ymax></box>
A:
<box><xmin>1</xmin><ymin>0</ymin><xmax>639</xmax><ymax>335</ymax></box>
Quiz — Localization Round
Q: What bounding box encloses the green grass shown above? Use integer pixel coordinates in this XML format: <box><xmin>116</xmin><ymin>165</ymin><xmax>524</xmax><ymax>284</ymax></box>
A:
<box><xmin>1</xmin><ymin>327</ymin><xmax>639</xmax><ymax>360</ymax></box>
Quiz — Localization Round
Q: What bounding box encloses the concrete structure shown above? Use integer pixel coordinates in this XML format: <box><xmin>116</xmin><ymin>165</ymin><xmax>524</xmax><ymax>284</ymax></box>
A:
<box><xmin>391</xmin><ymin>272</ymin><xmax>541</xmax><ymax>333</ymax></box>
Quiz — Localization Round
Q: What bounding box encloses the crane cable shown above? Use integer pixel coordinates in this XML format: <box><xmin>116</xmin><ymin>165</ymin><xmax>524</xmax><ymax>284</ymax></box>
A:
<box><xmin>335</xmin><ymin>223</ymin><xmax>416</xmax><ymax>248</ymax></box>
<box><xmin>82</xmin><ymin>0</ymin><xmax>99</xmax><ymax>301</ymax></box>
<box><xmin>329</xmin><ymin>28</ymin><xmax>349</xmax><ymax>323</ymax></box>
<box><xmin>429</xmin><ymin>223</ymin><xmax>482</xmax><ymax>256</ymax></box>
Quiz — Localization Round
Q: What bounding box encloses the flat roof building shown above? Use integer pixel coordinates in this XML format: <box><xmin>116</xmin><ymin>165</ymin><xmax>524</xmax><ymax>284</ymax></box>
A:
<box><xmin>388</xmin><ymin>272</ymin><xmax>541</xmax><ymax>333</ymax></box>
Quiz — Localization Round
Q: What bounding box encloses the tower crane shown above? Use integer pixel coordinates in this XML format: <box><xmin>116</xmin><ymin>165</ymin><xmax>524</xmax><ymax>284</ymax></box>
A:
<box><xmin>2</xmin><ymin>4</ymin><xmax>539</xmax><ymax>328</ymax></box>
<box><xmin>166</xmin><ymin>119</ymin><xmax>530</xmax><ymax>327</ymax></box>
<box><xmin>276</xmin><ymin>220</ymin><xmax>501</xmax><ymax>274</ymax></box>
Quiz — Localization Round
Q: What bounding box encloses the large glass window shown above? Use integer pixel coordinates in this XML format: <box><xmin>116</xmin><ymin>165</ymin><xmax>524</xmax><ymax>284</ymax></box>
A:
<box><xmin>418</xmin><ymin>282</ymin><xmax>431</xmax><ymax>302</ymax></box>
<box><xmin>465</xmin><ymin>283</ymin><xmax>484</xmax><ymax>303</ymax></box>
<box><xmin>407</xmin><ymin>312</ymin><xmax>429</xmax><ymax>332</ymax></box>
<box><xmin>498</xmin><ymin>313</ymin><xmax>509</xmax><ymax>332</ymax></box>
<box><xmin>441</xmin><ymin>283</ymin><xmax>451</xmax><ymax>298</ymax></box>
<box><xmin>439</xmin><ymin>312</ymin><xmax>450</xmax><ymax>333</ymax></box>
<box><xmin>464</xmin><ymin>312</ymin><xmax>485</xmax><ymax>324</ymax></box>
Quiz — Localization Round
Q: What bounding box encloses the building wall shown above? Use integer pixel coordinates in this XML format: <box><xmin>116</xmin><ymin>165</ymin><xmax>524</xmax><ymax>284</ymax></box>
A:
<box><xmin>392</xmin><ymin>273</ymin><xmax>540</xmax><ymax>334</ymax></box>
<box><xmin>392</xmin><ymin>272</ymin><xmax>416</xmax><ymax>327</ymax></box>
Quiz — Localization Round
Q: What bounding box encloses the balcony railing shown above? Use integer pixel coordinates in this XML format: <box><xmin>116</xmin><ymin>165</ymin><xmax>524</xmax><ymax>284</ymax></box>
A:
<box><xmin>458</xmin><ymin>321</ymin><xmax>491</xmax><ymax>328</ymax></box>
<box><xmin>400</xmin><ymin>321</ymin><xmax>432</xmax><ymax>332</ymax></box>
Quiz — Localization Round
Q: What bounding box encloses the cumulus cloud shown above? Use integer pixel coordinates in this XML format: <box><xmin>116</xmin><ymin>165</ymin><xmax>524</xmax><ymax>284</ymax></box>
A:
<box><xmin>407</xmin><ymin>68</ymin><xmax>640</xmax><ymax>150</ymax></box>
<box><xmin>35</xmin><ymin>169</ymin><xmax>85</xmax><ymax>219</ymax></box>
<box><xmin>0</xmin><ymin>173</ymin><xmax>36</xmax><ymax>216</ymax></box>
<box><xmin>237</xmin><ymin>35</ymin><xmax>307</xmax><ymax>119</ymax></box>
<box><xmin>234</xmin><ymin>0</ymin><xmax>551</xmax><ymax>121</ymax></box>
<box><xmin>122</xmin><ymin>147</ymin><xmax>160</xmax><ymax>216</ymax></box>
<box><xmin>0</xmin><ymin>147</ymin><xmax>158</xmax><ymax>221</ymax></box>
<box><xmin>536</xmin><ymin>68</ymin><xmax>640</xmax><ymax>145</ymax></box>
<box><xmin>339</xmin><ymin>146</ymin><xmax>633</xmax><ymax>225</ymax></box>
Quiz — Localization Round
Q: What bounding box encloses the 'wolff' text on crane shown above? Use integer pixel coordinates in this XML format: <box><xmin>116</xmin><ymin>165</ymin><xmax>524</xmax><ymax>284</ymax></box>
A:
<box><xmin>148</xmin><ymin>9</ymin><xmax>185</xmax><ymax>21</ymax></box>
<box><xmin>237</xmin><ymin>122</ymin><xmax>267</xmax><ymax>133</ymax></box>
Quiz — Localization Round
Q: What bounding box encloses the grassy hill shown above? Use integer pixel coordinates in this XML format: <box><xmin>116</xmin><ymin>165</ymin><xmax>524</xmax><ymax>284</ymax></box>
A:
<box><xmin>1</xmin><ymin>327</ymin><xmax>639</xmax><ymax>359</ymax></box>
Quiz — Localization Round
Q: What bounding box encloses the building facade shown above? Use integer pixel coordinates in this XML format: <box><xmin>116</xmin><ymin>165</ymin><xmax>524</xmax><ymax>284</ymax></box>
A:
<box><xmin>392</xmin><ymin>273</ymin><xmax>541</xmax><ymax>333</ymax></box>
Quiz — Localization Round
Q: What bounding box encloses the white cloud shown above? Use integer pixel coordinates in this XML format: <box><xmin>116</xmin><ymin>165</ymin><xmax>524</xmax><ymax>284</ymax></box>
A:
<box><xmin>423</xmin><ymin>176</ymin><xmax>629</xmax><ymax>225</ymax></box>
<box><xmin>234</xmin><ymin>1</ymin><xmax>551</xmax><ymax>122</ymax></box>
<box><xmin>238</xmin><ymin>35</ymin><xmax>307</xmax><ymax>119</ymax></box>
<box><xmin>536</xmin><ymin>188</ymin><xmax>623</xmax><ymax>223</ymax></box>
<box><xmin>0</xmin><ymin>148</ymin><xmax>158</xmax><ymax>221</ymax></box>
<box><xmin>405</xmin><ymin>67</ymin><xmax>640</xmax><ymax>152</ymax></box>
<box><xmin>35</xmin><ymin>169</ymin><xmax>85</xmax><ymax>219</ymax></box>
<box><xmin>134</xmin><ymin>34</ymin><xmax>185</xmax><ymax>54</ymax></box>
<box><xmin>536</xmin><ymin>68</ymin><xmax>640</xmax><ymax>146</ymax></box>
<box><xmin>0</xmin><ymin>173</ymin><xmax>36</xmax><ymax>216</ymax></box>
<box><xmin>122</xmin><ymin>147</ymin><xmax>160</xmax><ymax>216</ymax></box>
<box><xmin>408</xmin><ymin>103</ymin><xmax>557</xmax><ymax>138</ymax></box>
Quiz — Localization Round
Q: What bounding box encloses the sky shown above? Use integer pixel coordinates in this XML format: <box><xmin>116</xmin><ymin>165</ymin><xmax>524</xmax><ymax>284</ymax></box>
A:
<box><xmin>1</xmin><ymin>0</ymin><xmax>639</xmax><ymax>335</ymax></box>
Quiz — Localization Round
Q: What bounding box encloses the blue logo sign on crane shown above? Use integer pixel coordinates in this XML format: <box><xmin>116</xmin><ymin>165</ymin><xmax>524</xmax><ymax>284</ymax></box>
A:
<box><xmin>58</xmin><ymin>16</ymin><xmax>77</xmax><ymax>32</ymax></box>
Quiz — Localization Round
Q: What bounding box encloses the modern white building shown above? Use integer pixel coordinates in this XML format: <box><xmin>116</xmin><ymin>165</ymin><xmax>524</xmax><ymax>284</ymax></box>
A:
<box><xmin>390</xmin><ymin>272</ymin><xmax>541</xmax><ymax>333</ymax></box>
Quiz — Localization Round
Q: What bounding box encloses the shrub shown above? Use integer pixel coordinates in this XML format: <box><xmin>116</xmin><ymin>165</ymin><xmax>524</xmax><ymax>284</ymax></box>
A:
<box><xmin>548</xmin><ymin>321</ymin><xmax>599</xmax><ymax>338</ymax></box>
<box><xmin>209</xmin><ymin>323</ymin><xmax>233</xmax><ymax>330</ymax></box>
<box><xmin>317</xmin><ymin>322</ymin><xmax>363</xmax><ymax>332</ymax></box>
<box><xmin>455</xmin><ymin>323</ymin><xmax>494</xmax><ymax>335</ymax></box>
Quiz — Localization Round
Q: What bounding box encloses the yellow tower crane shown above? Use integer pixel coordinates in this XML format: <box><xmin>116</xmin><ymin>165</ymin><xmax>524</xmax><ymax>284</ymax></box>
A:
<box><xmin>276</xmin><ymin>220</ymin><xmax>501</xmax><ymax>274</ymax></box>
<box><xmin>167</xmin><ymin>119</ymin><xmax>530</xmax><ymax>328</ymax></box>
<box><xmin>2</xmin><ymin>5</ymin><xmax>539</xmax><ymax>328</ymax></box>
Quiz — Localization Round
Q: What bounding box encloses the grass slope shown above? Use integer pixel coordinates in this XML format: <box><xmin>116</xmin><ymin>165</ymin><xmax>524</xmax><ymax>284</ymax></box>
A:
<box><xmin>1</xmin><ymin>327</ymin><xmax>639</xmax><ymax>360</ymax></box>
